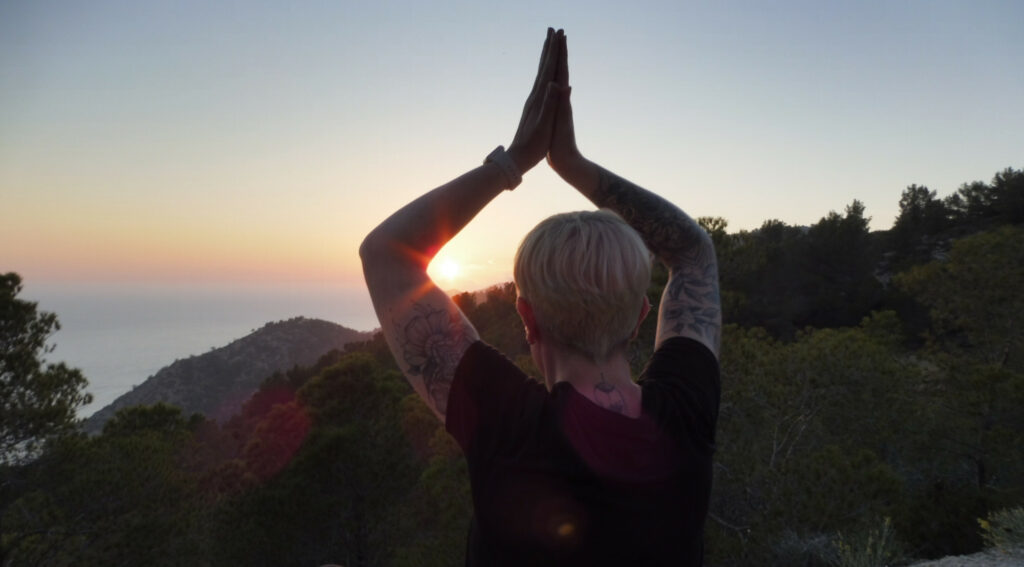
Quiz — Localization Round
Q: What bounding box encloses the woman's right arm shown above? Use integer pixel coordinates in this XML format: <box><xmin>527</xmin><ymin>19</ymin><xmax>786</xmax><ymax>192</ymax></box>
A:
<box><xmin>546</xmin><ymin>33</ymin><xmax>721</xmax><ymax>357</ymax></box>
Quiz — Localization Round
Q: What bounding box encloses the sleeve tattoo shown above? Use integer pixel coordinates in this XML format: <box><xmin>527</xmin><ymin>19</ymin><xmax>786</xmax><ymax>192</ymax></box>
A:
<box><xmin>397</xmin><ymin>303</ymin><xmax>475</xmax><ymax>414</ymax></box>
<box><xmin>596</xmin><ymin>169</ymin><xmax>722</xmax><ymax>352</ymax></box>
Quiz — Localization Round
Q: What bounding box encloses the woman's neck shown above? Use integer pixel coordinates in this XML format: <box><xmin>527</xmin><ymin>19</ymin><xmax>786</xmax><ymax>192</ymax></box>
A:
<box><xmin>544</xmin><ymin>347</ymin><xmax>641</xmax><ymax>417</ymax></box>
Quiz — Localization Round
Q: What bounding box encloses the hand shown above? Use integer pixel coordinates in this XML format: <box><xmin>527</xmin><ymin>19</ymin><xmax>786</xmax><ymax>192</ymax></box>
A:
<box><xmin>507</xmin><ymin>28</ymin><xmax>564</xmax><ymax>173</ymax></box>
<box><xmin>546</xmin><ymin>31</ymin><xmax>586</xmax><ymax>180</ymax></box>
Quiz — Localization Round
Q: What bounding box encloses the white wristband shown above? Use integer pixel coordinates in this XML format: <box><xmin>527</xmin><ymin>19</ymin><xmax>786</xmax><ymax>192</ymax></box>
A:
<box><xmin>484</xmin><ymin>145</ymin><xmax>522</xmax><ymax>190</ymax></box>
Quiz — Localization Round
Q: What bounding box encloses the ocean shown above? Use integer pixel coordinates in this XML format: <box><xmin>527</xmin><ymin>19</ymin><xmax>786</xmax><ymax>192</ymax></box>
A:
<box><xmin>22</xmin><ymin>282</ymin><xmax>381</xmax><ymax>418</ymax></box>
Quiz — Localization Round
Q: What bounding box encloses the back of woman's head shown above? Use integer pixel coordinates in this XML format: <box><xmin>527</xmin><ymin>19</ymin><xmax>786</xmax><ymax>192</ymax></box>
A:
<box><xmin>514</xmin><ymin>209</ymin><xmax>652</xmax><ymax>362</ymax></box>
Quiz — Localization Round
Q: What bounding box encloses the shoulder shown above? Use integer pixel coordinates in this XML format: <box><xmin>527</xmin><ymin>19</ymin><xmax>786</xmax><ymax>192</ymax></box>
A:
<box><xmin>451</xmin><ymin>341</ymin><xmax>548</xmax><ymax>408</ymax></box>
<box><xmin>453</xmin><ymin>341</ymin><xmax>535</xmax><ymax>393</ymax></box>
<box><xmin>641</xmin><ymin>336</ymin><xmax>719</xmax><ymax>384</ymax></box>
<box><xmin>446</xmin><ymin>341</ymin><xmax>548</xmax><ymax>453</ymax></box>
<box><xmin>639</xmin><ymin>337</ymin><xmax>720</xmax><ymax>451</ymax></box>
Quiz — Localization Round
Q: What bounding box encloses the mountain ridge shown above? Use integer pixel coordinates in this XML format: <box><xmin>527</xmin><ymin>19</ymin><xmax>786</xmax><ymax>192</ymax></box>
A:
<box><xmin>83</xmin><ymin>316</ymin><xmax>373</xmax><ymax>434</ymax></box>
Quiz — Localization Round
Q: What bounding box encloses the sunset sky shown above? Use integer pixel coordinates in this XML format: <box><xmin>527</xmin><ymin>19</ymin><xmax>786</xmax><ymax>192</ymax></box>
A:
<box><xmin>3</xmin><ymin>0</ymin><xmax>1023</xmax><ymax>293</ymax></box>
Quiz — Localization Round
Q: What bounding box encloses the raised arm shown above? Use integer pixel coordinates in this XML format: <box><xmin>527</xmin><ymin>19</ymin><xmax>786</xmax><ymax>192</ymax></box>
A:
<box><xmin>360</xmin><ymin>29</ymin><xmax>565</xmax><ymax>421</ymax></box>
<box><xmin>546</xmin><ymin>33</ymin><xmax>721</xmax><ymax>357</ymax></box>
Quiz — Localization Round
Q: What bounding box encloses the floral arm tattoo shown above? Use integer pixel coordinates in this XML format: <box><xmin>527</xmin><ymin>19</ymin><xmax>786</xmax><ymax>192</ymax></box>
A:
<box><xmin>593</xmin><ymin>168</ymin><xmax>722</xmax><ymax>355</ymax></box>
<box><xmin>396</xmin><ymin>302</ymin><xmax>476</xmax><ymax>415</ymax></box>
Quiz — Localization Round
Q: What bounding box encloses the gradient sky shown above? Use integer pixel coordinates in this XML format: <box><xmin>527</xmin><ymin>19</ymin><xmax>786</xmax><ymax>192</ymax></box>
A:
<box><xmin>3</xmin><ymin>0</ymin><xmax>1023</xmax><ymax>292</ymax></box>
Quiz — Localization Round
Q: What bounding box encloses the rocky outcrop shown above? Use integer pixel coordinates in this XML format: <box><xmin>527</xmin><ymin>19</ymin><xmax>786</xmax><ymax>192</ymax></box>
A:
<box><xmin>909</xmin><ymin>547</ymin><xmax>1024</xmax><ymax>566</ymax></box>
<box><xmin>83</xmin><ymin>317</ymin><xmax>373</xmax><ymax>433</ymax></box>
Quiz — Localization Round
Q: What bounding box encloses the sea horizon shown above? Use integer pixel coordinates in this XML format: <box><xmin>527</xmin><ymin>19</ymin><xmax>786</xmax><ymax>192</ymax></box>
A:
<box><xmin>22</xmin><ymin>281</ymin><xmax>383</xmax><ymax>419</ymax></box>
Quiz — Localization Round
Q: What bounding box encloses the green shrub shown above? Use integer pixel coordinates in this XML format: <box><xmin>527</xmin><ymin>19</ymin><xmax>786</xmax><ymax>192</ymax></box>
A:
<box><xmin>831</xmin><ymin>517</ymin><xmax>903</xmax><ymax>567</ymax></box>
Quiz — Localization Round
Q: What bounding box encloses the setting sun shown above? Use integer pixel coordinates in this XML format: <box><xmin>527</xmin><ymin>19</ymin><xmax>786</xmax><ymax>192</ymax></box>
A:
<box><xmin>439</xmin><ymin>259</ymin><xmax>460</xmax><ymax>280</ymax></box>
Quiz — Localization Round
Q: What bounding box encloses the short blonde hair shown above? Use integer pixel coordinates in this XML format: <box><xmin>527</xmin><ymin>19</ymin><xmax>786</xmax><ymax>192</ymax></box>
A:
<box><xmin>514</xmin><ymin>209</ymin><xmax>652</xmax><ymax>362</ymax></box>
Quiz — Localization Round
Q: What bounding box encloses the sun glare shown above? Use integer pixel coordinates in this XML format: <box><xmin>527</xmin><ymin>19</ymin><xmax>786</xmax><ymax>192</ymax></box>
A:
<box><xmin>439</xmin><ymin>259</ymin><xmax>460</xmax><ymax>281</ymax></box>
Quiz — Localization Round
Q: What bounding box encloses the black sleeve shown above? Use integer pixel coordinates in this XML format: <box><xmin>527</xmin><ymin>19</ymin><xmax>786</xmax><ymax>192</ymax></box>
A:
<box><xmin>445</xmin><ymin>341</ymin><xmax>549</xmax><ymax>459</ymax></box>
<box><xmin>638</xmin><ymin>337</ymin><xmax>721</xmax><ymax>455</ymax></box>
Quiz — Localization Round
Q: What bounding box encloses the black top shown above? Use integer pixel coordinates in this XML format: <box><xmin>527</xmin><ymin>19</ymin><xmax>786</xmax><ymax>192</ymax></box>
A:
<box><xmin>446</xmin><ymin>337</ymin><xmax>720</xmax><ymax>566</ymax></box>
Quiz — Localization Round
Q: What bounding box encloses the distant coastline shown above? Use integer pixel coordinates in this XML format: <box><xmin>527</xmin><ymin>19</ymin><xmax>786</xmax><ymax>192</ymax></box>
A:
<box><xmin>82</xmin><ymin>316</ymin><xmax>374</xmax><ymax>433</ymax></box>
<box><xmin>22</xmin><ymin>282</ymin><xmax>380</xmax><ymax>418</ymax></box>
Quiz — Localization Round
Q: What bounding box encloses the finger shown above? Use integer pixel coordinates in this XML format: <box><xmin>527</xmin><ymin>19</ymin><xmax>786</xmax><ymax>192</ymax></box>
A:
<box><xmin>556</xmin><ymin>85</ymin><xmax>573</xmax><ymax>126</ymax></box>
<box><xmin>547</xmin><ymin>84</ymin><xmax>574</xmax><ymax>168</ymax></box>
<box><xmin>525</xmin><ymin>29</ymin><xmax>555</xmax><ymax>115</ymax></box>
<box><xmin>552</xmin><ymin>84</ymin><xmax>574</xmax><ymax>145</ymax></box>
<box><xmin>532</xmin><ymin>30</ymin><xmax>560</xmax><ymax>101</ymax></box>
<box><xmin>525</xmin><ymin>30</ymin><xmax>562</xmax><ymax>122</ymax></box>
<box><xmin>557</xmin><ymin>32</ymin><xmax>569</xmax><ymax>87</ymax></box>
<box><xmin>530</xmin><ymin>28</ymin><xmax>554</xmax><ymax>98</ymax></box>
<box><xmin>539</xmin><ymin>29</ymin><xmax>562</xmax><ymax>89</ymax></box>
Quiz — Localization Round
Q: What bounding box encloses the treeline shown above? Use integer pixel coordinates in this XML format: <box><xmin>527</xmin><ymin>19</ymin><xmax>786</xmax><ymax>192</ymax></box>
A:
<box><xmin>707</xmin><ymin>166</ymin><xmax>1024</xmax><ymax>338</ymax></box>
<box><xmin>1</xmin><ymin>167</ymin><xmax>1022</xmax><ymax>566</ymax></box>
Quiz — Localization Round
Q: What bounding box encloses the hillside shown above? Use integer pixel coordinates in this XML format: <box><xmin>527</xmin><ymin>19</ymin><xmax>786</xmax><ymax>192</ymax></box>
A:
<box><xmin>83</xmin><ymin>317</ymin><xmax>372</xmax><ymax>433</ymax></box>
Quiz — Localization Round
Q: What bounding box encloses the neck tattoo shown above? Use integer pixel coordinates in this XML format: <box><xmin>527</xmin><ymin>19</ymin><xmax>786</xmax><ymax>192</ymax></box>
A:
<box><xmin>593</xmin><ymin>372</ymin><xmax>627</xmax><ymax>414</ymax></box>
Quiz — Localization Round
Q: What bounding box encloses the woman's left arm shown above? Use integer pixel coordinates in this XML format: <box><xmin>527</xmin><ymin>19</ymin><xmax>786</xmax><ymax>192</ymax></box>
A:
<box><xmin>360</xmin><ymin>28</ymin><xmax>564</xmax><ymax>421</ymax></box>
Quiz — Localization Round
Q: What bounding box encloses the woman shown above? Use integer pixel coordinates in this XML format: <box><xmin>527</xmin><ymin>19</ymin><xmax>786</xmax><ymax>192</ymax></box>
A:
<box><xmin>361</xmin><ymin>28</ymin><xmax>721</xmax><ymax>566</ymax></box>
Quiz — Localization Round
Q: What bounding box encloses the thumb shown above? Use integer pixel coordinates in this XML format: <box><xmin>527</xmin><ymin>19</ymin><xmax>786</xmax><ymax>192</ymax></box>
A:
<box><xmin>554</xmin><ymin>85</ymin><xmax>573</xmax><ymax>128</ymax></box>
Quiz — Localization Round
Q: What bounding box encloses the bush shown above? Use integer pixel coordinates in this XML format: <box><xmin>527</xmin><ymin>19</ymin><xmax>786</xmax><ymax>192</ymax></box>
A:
<box><xmin>831</xmin><ymin>517</ymin><xmax>903</xmax><ymax>567</ymax></box>
<box><xmin>980</xmin><ymin>507</ymin><xmax>1024</xmax><ymax>552</ymax></box>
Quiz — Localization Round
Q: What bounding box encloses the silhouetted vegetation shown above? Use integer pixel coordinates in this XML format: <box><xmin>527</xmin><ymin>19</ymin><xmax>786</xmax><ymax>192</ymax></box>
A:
<box><xmin>0</xmin><ymin>273</ymin><xmax>92</xmax><ymax>467</ymax></box>
<box><xmin>1</xmin><ymin>166</ymin><xmax>1022</xmax><ymax>565</ymax></box>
